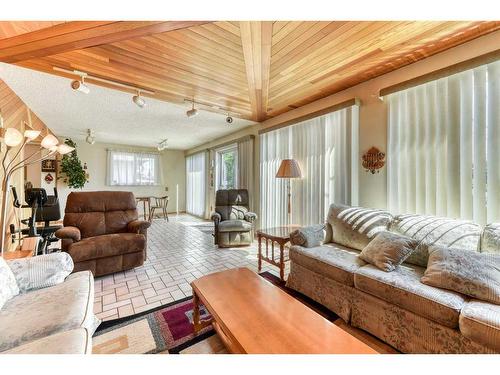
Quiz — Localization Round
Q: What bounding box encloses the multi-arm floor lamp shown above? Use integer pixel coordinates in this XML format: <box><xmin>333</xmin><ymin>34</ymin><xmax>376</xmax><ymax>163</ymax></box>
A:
<box><xmin>0</xmin><ymin>111</ymin><xmax>74</xmax><ymax>256</ymax></box>
<box><xmin>276</xmin><ymin>159</ymin><xmax>302</xmax><ymax>225</ymax></box>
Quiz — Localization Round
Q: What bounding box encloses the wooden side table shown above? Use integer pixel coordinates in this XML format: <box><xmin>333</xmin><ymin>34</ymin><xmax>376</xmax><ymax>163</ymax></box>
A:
<box><xmin>2</xmin><ymin>237</ymin><xmax>38</xmax><ymax>260</ymax></box>
<box><xmin>136</xmin><ymin>196</ymin><xmax>151</xmax><ymax>221</ymax></box>
<box><xmin>256</xmin><ymin>226</ymin><xmax>300</xmax><ymax>281</ymax></box>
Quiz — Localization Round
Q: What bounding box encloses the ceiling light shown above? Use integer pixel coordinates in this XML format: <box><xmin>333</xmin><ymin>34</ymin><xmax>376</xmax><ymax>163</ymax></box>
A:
<box><xmin>132</xmin><ymin>91</ymin><xmax>146</xmax><ymax>108</ymax></box>
<box><xmin>157</xmin><ymin>139</ymin><xmax>168</xmax><ymax>151</ymax></box>
<box><xmin>4</xmin><ymin>128</ymin><xmax>23</xmax><ymax>147</ymax></box>
<box><xmin>186</xmin><ymin>100</ymin><xmax>199</xmax><ymax>118</ymax></box>
<box><xmin>40</xmin><ymin>134</ymin><xmax>59</xmax><ymax>149</ymax></box>
<box><xmin>71</xmin><ymin>77</ymin><xmax>90</xmax><ymax>94</ymax></box>
<box><xmin>85</xmin><ymin>129</ymin><xmax>95</xmax><ymax>145</ymax></box>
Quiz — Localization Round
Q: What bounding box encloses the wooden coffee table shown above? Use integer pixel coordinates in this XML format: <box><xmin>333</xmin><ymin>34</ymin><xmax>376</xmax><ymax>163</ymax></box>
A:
<box><xmin>191</xmin><ymin>268</ymin><xmax>377</xmax><ymax>354</ymax></box>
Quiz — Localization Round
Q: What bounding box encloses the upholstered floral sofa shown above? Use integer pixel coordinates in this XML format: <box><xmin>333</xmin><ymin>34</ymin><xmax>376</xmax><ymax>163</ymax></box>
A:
<box><xmin>0</xmin><ymin>253</ymin><xmax>98</xmax><ymax>354</ymax></box>
<box><xmin>286</xmin><ymin>204</ymin><xmax>500</xmax><ymax>353</ymax></box>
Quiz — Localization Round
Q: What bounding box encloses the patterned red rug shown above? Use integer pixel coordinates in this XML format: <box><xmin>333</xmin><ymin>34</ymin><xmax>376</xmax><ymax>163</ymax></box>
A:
<box><xmin>94</xmin><ymin>271</ymin><xmax>337</xmax><ymax>354</ymax></box>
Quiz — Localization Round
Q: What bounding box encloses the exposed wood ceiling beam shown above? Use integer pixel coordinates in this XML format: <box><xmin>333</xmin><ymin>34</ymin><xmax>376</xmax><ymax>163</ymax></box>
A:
<box><xmin>0</xmin><ymin>21</ymin><xmax>209</xmax><ymax>63</ymax></box>
<box><xmin>240</xmin><ymin>21</ymin><xmax>273</xmax><ymax>121</ymax></box>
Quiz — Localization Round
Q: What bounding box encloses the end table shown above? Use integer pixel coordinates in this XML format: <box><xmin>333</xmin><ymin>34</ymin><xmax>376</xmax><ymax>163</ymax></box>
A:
<box><xmin>256</xmin><ymin>226</ymin><xmax>300</xmax><ymax>281</ymax></box>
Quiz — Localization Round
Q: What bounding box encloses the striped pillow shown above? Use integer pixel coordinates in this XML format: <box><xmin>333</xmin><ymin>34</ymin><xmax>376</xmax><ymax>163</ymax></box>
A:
<box><xmin>7</xmin><ymin>253</ymin><xmax>74</xmax><ymax>293</ymax></box>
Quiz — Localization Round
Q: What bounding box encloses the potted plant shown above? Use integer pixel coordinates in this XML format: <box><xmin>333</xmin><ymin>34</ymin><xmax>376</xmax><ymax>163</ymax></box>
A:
<box><xmin>59</xmin><ymin>138</ymin><xmax>88</xmax><ymax>189</ymax></box>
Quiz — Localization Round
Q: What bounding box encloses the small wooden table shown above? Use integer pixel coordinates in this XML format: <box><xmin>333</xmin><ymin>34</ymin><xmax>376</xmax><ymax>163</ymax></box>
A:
<box><xmin>257</xmin><ymin>226</ymin><xmax>300</xmax><ymax>281</ymax></box>
<box><xmin>191</xmin><ymin>268</ymin><xmax>377</xmax><ymax>354</ymax></box>
<box><xmin>136</xmin><ymin>196</ymin><xmax>151</xmax><ymax>221</ymax></box>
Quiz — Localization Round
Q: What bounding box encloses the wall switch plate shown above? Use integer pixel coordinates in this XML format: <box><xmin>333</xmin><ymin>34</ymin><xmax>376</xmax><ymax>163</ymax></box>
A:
<box><xmin>165</xmin><ymin>186</ymin><xmax>168</xmax><ymax>192</ymax></box>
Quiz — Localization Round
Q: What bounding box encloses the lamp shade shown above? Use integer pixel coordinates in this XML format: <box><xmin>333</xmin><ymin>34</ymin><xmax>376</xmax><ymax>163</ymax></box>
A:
<box><xmin>276</xmin><ymin>159</ymin><xmax>302</xmax><ymax>178</ymax></box>
<box><xmin>24</xmin><ymin>129</ymin><xmax>41</xmax><ymax>141</ymax></box>
<box><xmin>57</xmin><ymin>144</ymin><xmax>75</xmax><ymax>155</ymax></box>
<box><xmin>4</xmin><ymin>128</ymin><xmax>23</xmax><ymax>147</ymax></box>
<box><xmin>41</xmin><ymin>134</ymin><xmax>59</xmax><ymax>149</ymax></box>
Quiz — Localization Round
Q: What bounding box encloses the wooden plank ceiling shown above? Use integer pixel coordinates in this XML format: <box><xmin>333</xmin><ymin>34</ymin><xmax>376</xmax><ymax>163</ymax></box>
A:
<box><xmin>0</xmin><ymin>20</ymin><xmax>498</xmax><ymax>121</ymax></box>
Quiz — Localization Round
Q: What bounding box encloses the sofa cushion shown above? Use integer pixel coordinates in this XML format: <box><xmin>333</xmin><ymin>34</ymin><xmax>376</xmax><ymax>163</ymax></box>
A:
<box><xmin>68</xmin><ymin>233</ymin><xmax>145</xmax><ymax>262</ymax></box>
<box><xmin>0</xmin><ymin>257</ymin><xmax>19</xmax><ymax>310</ymax></box>
<box><xmin>389</xmin><ymin>214</ymin><xmax>481</xmax><ymax>267</ymax></box>
<box><xmin>459</xmin><ymin>300</ymin><xmax>500</xmax><ymax>352</ymax></box>
<box><xmin>2</xmin><ymin>328</ymin><xmax>92</xmax><ymax>354</ymax></box>
<box><xmin>7</xmin><ymin>252</ymin><xmax>74</xmax><ymax>293</ymax></box>
<box><xmin>325</xmin><ymin>204</ymin><xmax>392</xmax><ymax>251</ymax></box>
<box><xmin>0</xmin><ymin>271</ymin><xmax>96</xmax><ymax>352</ymax></box>
<box><xmin>289</xmin><ymin>243</ymin><xmax>366</xmax><ymax>286</ymax></box>
<box><xmin>359</xmin><ymin>231</ymin><xmax>419</xmax><ymax>272</ymax></box>
<box><xmin>421</xmin><ymin>246</ymin><xmax>500</xmax><ymax>305</ymax></box>
<box><xmin>218</xmin><ymin>220</ymin><xmax>252</xmax><ymax>233</ymax></box>
<box><xmin>481</xmin><ymin>223</ymin><xmax>500</xmax><ymax>254</ymax></box>
<box><xmin>290</xmin><ymin>225</ymin><xmax>325</xmax><ymax>248</ymax></box>
<box><xmin>354</xmin><ymin>264</ymin><xmax>467</xmax><ymax>328</ymax></box>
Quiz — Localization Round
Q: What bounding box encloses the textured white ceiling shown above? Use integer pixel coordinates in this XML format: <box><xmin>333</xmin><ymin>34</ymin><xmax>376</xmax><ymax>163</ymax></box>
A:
<box><xmin>0</xmin><ymin>63</ymin><xmax>256</xmax><ymax>150</ymax></box>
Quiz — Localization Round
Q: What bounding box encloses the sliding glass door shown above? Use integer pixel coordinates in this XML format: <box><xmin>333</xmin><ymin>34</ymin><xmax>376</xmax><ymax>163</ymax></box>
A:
<box><xmin>186</xmin><ymin>152</ymin><xmax>207</xmax><ymax>218</ymax></box>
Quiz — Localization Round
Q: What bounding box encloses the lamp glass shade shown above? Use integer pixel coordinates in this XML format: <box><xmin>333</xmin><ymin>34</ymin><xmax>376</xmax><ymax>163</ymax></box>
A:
<box><xmin>41</xmin><ymin>134</ymin><xmax>59</xmax><ymax>149</ymax></box>
<box><xmin>24</xmin><ymin>129</ymin><xmax>41</xmax><ymax>141</ymax></box>
<box><xmin>57</xmin><ymin>144</ymin><xmax>75</xmax><ymax>155</ymax></box>
<box><xmin>4</xmin><ymin>128</ymin><xmax>23</xmax><ymax>147</ymax></box>
<box><xmin>276</xmin><ymin>159</ymin><xmax>302</xmax><ymax>178</ymax></box>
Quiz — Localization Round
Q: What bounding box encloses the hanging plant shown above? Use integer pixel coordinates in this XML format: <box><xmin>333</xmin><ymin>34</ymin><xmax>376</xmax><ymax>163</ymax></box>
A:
<box><xmin>59</xmin><ymin>138</ymin><xmax>88</xmax><ymax>189</ymax></box>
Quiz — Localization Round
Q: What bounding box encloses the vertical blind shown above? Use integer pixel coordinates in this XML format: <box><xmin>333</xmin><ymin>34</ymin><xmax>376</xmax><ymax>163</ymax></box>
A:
<box><xmin>387</xmin><ymin>59</ymin><xmax>500</xmax><ymax>225</ymax></box>
<box><xmin>107</xmin><ymin>150</ymin><xmax>160</xmax><ymax>186</ymax></box>
<box><xmin>186</xmin><ymin>152</ymin><xmax>207</xmax><ymax>217</ymax></box>
<box><xmin>260</xmin><ymin>106</ymin><xmax>358</xmax><ymax>229</ymax></box>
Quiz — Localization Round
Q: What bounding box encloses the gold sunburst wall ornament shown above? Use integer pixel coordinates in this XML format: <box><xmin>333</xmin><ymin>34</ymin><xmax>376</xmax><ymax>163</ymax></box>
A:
<box><xmin>362</xmin><ymin>147</ymin><xmax>385</xmax><ymax>174</ymax></box>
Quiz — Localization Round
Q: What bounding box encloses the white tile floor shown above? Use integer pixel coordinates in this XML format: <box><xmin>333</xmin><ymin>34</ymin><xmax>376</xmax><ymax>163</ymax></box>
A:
<box><xmin>94</xmin><ymin>214</ymin><xmax>286</xmax><ymax>321</ymax></box>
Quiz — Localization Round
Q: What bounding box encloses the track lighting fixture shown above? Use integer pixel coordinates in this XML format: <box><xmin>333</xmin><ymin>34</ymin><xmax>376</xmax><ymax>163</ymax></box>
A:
<box><xmin>186</xmin><ymin>100</ymin><xmax>199</xmax><ymax>118</ymax></box>
<box><xmin>157</xmin><ymin>139</ymin><xmax>168</xmax><ymax>151</ymax></box>
<box><xmin>132</xmin><ymin>91</ymin><xmax>146</xmax><ymax>108</ymax></box>
<box><xmin>85</xmin><ymin>129</ymin><xmax>95</xmax><ymax>145</ymax></box>
<box><xmin>71</xmin><ymin>75</ymin><xmax>90</xmax><ymax>94</ymax></box>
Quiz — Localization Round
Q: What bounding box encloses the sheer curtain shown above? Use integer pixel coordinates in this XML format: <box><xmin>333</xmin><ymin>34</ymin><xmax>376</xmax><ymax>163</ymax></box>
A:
<box><xmin>186</xmin><ymin>152</ymin><xmax>207</xmax><ymax>217</ymax></box>
<box><xmin>260</xmin><ymin>106</ymin><xmax>358</xmax><ymax>229</ymax></box>
<box><xmin>107</xmin><ymin>150</ymin><xmax>160</xmax><ymax>186</ymax></box>
<box><xmin>237</xmin><ymin>136</ymin><xmax>254</xmax><ymax>210</ymax></box>
<box><xmin>387</xmin><ymin>59</ymin><xmax>500</xmax><ymax>225</ymax></box>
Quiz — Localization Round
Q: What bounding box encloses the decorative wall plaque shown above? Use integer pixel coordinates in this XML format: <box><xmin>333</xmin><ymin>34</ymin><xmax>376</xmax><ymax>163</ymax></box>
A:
<box><xmin>362</xmin><ymin>147</ymin><xmax>385</xmax><ymax>174</ymax></box>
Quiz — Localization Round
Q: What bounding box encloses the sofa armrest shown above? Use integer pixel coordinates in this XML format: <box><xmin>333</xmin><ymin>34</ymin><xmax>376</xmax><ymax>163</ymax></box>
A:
<box><xmin>127</xmin><ymin>220</ymin><xmax>151</xmax><ymax>234</ymax></box>
<box><xmin>55</xmin><ymin>226</ymin><xmax>81</xmax><ymax>242</ymax></box>
<box><xmin>289</xmin><ymin>225</ymin><xmax>325</xmax><ymax>248</ymax></box>
<box><xmin>244</xmin><ymin>212</ymin><xmax>258</xmax><ymax>223</ymax></box>
<box><xmin>211</xmin><ymin>212</ymin><xmax>222</xmax><ymax>225</ymax></box>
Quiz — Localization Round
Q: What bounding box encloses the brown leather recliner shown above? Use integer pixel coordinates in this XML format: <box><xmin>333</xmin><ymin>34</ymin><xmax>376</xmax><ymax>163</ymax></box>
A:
<box><xmin>55</xmin><ymin>191</ymin><xmax>151</xmax><ymax>277</ymax></box>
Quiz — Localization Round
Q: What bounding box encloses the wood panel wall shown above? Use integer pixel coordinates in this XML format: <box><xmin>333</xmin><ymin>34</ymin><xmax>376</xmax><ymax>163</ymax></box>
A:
<box><xmin>0</xmin><ymin>79</ymin><xmax>53</xmax><ymax>252</ymax></box>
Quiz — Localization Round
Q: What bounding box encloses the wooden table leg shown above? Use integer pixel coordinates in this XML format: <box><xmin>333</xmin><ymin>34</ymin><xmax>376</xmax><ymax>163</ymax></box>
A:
<box><xmin>143</xmin><ymin>200</ymin><xmax>147</xmax><ymax>221</ymax></box>
<box><xmin>279</xmin><ymin>243</ymin><xmax>285</xmax><ymax>281</ymax></box>
<box><xmin>193</xmin><ymin>289</ymin><xmax>201</xmax><ymax>333</ymax></box>
<box><xmin>257</xmin><ymin>235</ymin><xmax>262</xmax><ymax>272</ymax></box>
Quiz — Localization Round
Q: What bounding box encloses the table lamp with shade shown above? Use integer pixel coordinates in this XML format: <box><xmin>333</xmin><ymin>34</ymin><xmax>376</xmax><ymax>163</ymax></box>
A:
<box><xmin>276</xmin><ymin>159</ymin><xmax>302</xmax><ymax>225</ymax></box>
<box><xmin>0</xmin><ymin>110</ymin><xmax>75</xmax><ymax>255</ymax></box>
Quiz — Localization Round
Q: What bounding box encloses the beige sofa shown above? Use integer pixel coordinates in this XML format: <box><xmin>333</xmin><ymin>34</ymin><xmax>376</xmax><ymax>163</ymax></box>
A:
<box><xmin>0</xmin><ymin>270</ymin><xmax>96</xmax><ymax>354</ymax></box>
<box><xmin>286</xmin><ymin>204</ymin><xmax>500</xmax><ymax>353</ymax></box>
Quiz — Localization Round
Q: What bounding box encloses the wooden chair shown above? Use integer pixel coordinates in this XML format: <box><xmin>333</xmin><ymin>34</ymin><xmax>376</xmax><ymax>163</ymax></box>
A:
<box><xmin>149</xmin><ymin>196</ymin><xmax>169</xmax><ymax>221</ymax></box>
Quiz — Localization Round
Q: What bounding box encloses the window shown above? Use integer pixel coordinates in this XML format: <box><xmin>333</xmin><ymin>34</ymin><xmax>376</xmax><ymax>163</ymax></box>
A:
<box><xmin>260</xmin><ymin>106</ymin><xmax>359</xmax><ymax>229</ymax></box>
<box><xmin>216</xmin><ymin>145</ymin><xmax>238</xmax><ymax>190</ymax></box>
<box><xmin>107</xmin><ymin>150</ymin><xmax>160</xmax><ymax>186</ymax></box>
<box><xmin>386</xmin><ymin>59</ymin><xmax>500</xmax><ymax>225</ymax></box>
<box><xmin>186</xmin><ymin>152</ymin><xmax>207</xmax><ymax>217</ymax></box>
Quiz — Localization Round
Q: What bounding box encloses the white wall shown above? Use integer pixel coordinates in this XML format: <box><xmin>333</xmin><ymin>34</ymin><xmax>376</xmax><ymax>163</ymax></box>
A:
<box><xmin>56</xmin><ymin>140</ymin><xmax>186</xmax><ymax>218</ymax></box>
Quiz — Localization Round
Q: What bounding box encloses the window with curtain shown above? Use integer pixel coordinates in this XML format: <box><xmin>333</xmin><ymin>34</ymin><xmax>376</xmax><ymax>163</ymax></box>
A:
<box><xmin>386</xmin><ymin>59</ymin><xmax>500</xmax><ymax>225</ymax></box>
<box><xmin>107</xmin><ymin>150</ymin><xmax>160</xmax><ymax>186</ymax></box>
<box><xmin>186</xmin><ymin>152</ymin><xmax>207</xmax><ymax>217</ymax></box>
<box><xmin>215</xmin><ymin>144</ymin><xmax>238</xmax><ymax>190</ymax></box>
<box><xmin>260</xmin><ymin>106</ymin><xmax>359</xmax><ymax>229</ymax></box>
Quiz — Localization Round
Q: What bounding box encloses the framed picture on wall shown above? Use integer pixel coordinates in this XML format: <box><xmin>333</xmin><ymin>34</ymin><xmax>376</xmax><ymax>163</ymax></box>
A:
<box><xmin>41</xmin><ymin>159</ymin><xmax>56</xmax><ymax>172</ymax></box>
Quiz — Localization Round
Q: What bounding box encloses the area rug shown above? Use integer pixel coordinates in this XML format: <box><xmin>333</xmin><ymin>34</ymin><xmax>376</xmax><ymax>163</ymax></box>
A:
<box><xmin>93</xmin><ymin>271</ymin><xmax>337</xmax><ymax>354</ymax></box>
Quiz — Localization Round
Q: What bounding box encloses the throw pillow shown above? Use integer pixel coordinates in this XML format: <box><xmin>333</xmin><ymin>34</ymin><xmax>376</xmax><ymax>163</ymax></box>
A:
<box><xmin>359</xmin><ymin>231</ymin><xmax>419</xmax><ymax>272</ymax></box>
<box><xmin>0</xmin><ymin>257</ymin><xmax>20</xmax><ymax>310</ymax></box>
<box><xmin>7</xmin><ymin>252</ymin><xmax>74</xmax><ymax>293</ymax></box>
<box><xmin>290</xmin><ymin>225</ymin><xmax>325</xmax><ymax>248</ymax></box>
<box><xmin>421</xmin><ymin>246</ymin><xmax>500</xmax><ymax>305</ymax></box>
